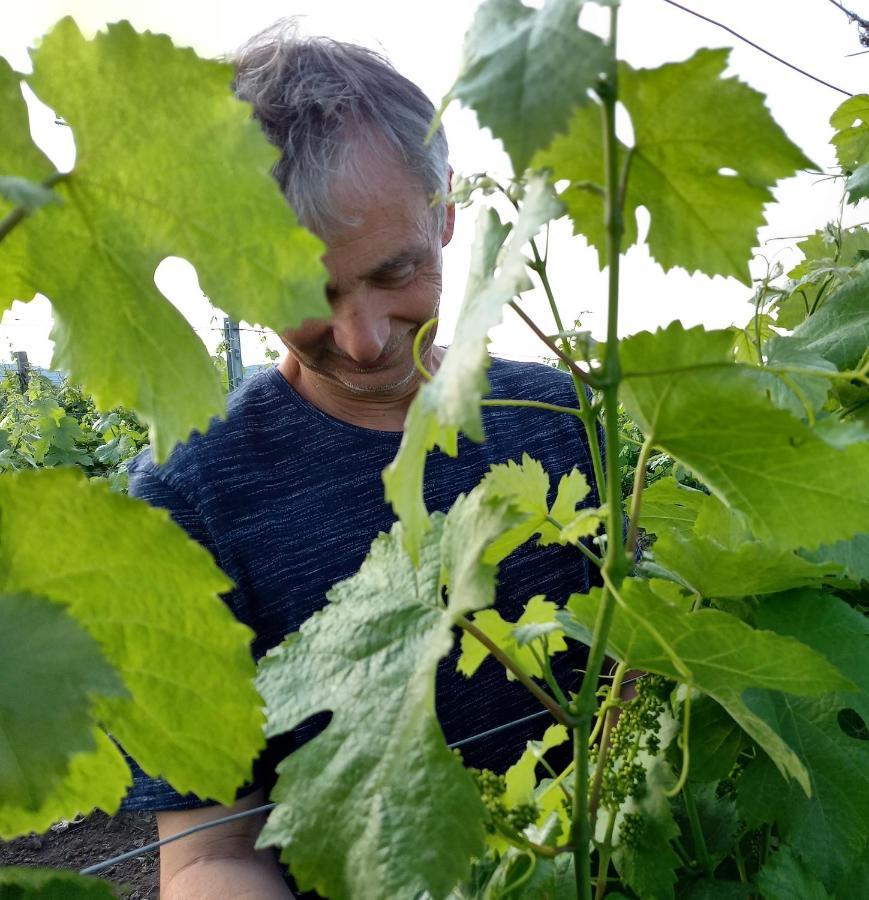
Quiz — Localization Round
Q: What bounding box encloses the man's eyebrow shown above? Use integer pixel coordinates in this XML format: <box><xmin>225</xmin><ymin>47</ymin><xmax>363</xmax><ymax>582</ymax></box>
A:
<box><xmin>363</xmin><ymin>246</ymin><xmax>429</xmax><ymax>280</ymax></box>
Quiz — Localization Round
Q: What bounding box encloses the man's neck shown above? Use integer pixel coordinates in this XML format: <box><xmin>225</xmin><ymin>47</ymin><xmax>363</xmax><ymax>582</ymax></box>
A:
<box><xmin>276</xmin><ymin>348</ymin><xmax>444</xmax><ymax>431</ymax></box>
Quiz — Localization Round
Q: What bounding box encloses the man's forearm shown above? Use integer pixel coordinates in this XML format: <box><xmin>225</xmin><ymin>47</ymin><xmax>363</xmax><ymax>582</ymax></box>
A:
<box><xmin>161</xmin><ymin>852</ymin><xmax>294</xmax><ymax>900</ymax></box>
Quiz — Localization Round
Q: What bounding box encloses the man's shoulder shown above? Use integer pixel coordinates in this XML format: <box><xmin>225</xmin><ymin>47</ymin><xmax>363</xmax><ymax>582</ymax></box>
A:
<box><xmin>487</xmin><ymin>355</ymin><xmax>576</xmax><ymax>401</ymax></box>
<box><xmin>127</xmin><ymin>368</ymin><xmax>290</xmax><ymax>492</ymax></box>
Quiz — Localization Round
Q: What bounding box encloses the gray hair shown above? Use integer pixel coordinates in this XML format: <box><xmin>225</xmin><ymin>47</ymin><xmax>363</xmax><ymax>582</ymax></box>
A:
<box><xmin>232</xmin><ymin>19</ymin><xmax>450</xmax><ymax>238</ymax></box>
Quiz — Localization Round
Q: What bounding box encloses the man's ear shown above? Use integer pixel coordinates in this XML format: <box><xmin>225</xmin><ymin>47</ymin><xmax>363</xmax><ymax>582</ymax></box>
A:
<box><xmin>441</xmin><ymin>166</ymin><xmax>456</xmax><ymax>247</ymax></box>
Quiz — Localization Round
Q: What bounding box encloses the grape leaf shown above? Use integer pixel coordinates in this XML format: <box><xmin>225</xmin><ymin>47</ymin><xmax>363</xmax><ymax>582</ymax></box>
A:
<box><xmin>641</xmin><ymin>477</ymin><xmax>837</xmax><ymax>596</ymax></box>
<box><xmin>1</xmin><ymin>19</ymin><xmax>327</xmax><ymax>460</ymax></box>
<box><xmin>458</xmin><ymin>595</ymin><xmax>567</xmax><ymax>680</ymax></box>
<box><xmin>620</xmin><ymin>322</ymin><xmax>869</xmax><ymax>551</ymax></box>
<box><xmin>845</xmin><ymin>162</ymin><xmax>869</xmax><ymax>203</ymax></box>
<box><xmin>0</xmin><ymin>730</ymin><xmax>131</xmax><ymax>839</ymax></box>
<box><xmin>420</xmin><ymin>175</ymin><xmax>561</xmax><ymax>442</ymax></box>
<box><xmin>831</xmin><ymin>93</ymin><xmax>869</xmax><ymax>171</ymax></box>
<box><xmin>771</xmin><ymin>269</ymin><xmax>869</xmax><ymax>371</ymax></box>
<box><xmin>801</xmin><ymin>533</ymin><xmax>869</xmax><ymax>584</ymax></box>
<box><xmin>0</xmin><ymin>593</ymin><xmax>125</xmax><ymax>819</ymax></box>
<box><xmin>635</xmin><ymin>478</ymin><xmax>706</xmax><ymax>539</ymax></box>
<box><xmin>535</xmin><ymin>50</ymin><xmax>812</xmax><ymax>282</ymax></box>
<box><xmin>504</xmin><ymin>723</ymin><xmax>568</xmax><ymax>808</ymax></box>
<box><xmin>651</xmin><ymin>532</ymin><xmax>837</xmax><ymax>599</ymax></box>
<box><xmin>612</xmin><ymin>754</ymin><xmax>681</xmax><ymax>900</ymax></box>
<box><xmin>0</xmin><ymin>468</ymin><xmax>264</xmax><ymax>819</ymax></box>
<box><xmin>736</xmin><ymin>591</ymin><xmax>869</xmax><ymax>887</ymax></box>
<box><xmin>687</xmin><ymin>696</ymin><xmax>743</xmax><ymax>783</ymax></box>
<box><xmin>0</xmin><ymin>59</ymin><xmax>58</xmax><ymax>304</ymax></box>
<box><xmin>481</xmin><ymin>453</ymin><xmax>592</xmax><ymax>562</ymax></box>
<box><xmin>384</xmin><ymin>179</ymin><xmax>560</xmax><ymax>561</ymax></box>
<box><xmin>561</xmin><ymin>579</ymin><xmax>854</xmax><ymax>792</ymax></box>
<box><xmin>756</xmin><ymin>846</ymin><xmax>832</xmax><ymax>900</ymax></box>
<box><xmin>449</xmin><ymin>0</ymin><xmax>611</xmax><ymax>174</ymax></box>
<box><xmin>0</xmin><ymin>867</ymin><xmax>116</xmax><ymax>899</ymax></box>
<box><xmin>778</xmin><ymin>225</ymin><xmax>869</xmax><ymax>328</ymax></box>
<box><xmin>256</xmin><ymin>490</ymin><xmax>515</xmax><ymax>900</ymax></box>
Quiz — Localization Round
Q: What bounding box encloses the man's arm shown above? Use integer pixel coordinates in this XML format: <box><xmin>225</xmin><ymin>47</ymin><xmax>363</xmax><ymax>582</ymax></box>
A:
<box><xmin>157</xmin><ymin>788</ymin><xmax>292</xmax><ymax>899</ymax></box>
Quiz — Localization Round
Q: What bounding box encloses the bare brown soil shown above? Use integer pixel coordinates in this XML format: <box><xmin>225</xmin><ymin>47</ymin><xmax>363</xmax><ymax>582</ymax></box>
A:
<box><xmin>0</xmin><ymin>811</ymin><xmax>159</xmax><ymax>898</ymax></box>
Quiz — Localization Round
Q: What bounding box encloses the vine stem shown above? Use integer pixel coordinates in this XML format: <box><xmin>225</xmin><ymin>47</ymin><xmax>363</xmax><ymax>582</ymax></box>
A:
<box><xmin>588</xmin><ymin>662</ymin><xmax>628</xmax><ymax>829</ymax></box>
<box><xmin>519</xmin><ymin>245</ymin><xmax>608</xmax><ymax>506</ymax></box>
<box><xmin>571</xmin><ymin>9</ymin><xmax>628</xmax><ymax>899</ymax></box>
<box><xmin>456</xmin><ymin>615</ymin><xmax>571</xmax><ymax>728</ymax></box>
<box><xmin>508</xmin><ymin>299</ymin><xmax>592</xmax><ymax>386</ymax></box>
<box><xmin>594</xmin><ymin>810</ymin><xmax>618</xmax><ymax>900</ymax></box>
<box><xmin>682</xmin><ymin>782</ymin><xmax>714</xmax><ymax>878</ymax></box>
<box><xmin>625</xmin><ymin>434</ymin><xmax>653</xmax><ymax>556</ymax></box>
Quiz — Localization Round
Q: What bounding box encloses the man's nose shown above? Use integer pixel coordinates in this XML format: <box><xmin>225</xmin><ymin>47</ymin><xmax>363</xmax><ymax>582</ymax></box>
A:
<box><xmin>329</xmin><ymin>295</ymin><xmax>392</xmax><ymax>365</ymax></box>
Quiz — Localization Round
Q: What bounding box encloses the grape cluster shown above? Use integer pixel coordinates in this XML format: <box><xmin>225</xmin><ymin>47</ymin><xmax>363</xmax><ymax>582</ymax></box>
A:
<box><xmin>618</xmin><ymin>811</ymin><xmax>646</xmax><ymax>849</ymax></box>
<box><xmin>469</xmin><ymin>767</ymin><xmax>540</xmax><ymax>836</ymax></box>
<box><xmin>598</xmin><ymin>674</ymin><xmax>672</xmax><ymax>811</ymax></box>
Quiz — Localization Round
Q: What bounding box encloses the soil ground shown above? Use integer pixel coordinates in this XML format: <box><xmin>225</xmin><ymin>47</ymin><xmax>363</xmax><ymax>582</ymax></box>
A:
<box><xmin>0</xmin><ymin>811</ymin><xmax>159</xmax><ymax>898</ymax></box>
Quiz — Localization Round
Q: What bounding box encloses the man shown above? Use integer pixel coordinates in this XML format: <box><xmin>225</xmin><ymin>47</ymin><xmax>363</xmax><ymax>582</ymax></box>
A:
<box><xmin>122</xmin><ymin>20</ymin><xmax>597</xmax><ymax>898</ymax></box>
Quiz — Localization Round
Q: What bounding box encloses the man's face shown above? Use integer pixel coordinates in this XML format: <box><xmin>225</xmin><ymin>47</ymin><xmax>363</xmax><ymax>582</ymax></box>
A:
<box><xmin>280</xmin><ymin>151</ymin><xmax>454</xmax><ymax>399</ymax></box>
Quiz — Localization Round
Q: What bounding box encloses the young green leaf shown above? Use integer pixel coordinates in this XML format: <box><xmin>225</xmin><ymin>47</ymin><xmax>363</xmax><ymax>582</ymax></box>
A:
<box><xmin>0</xmin><ymin>469</ymin><xmax>264</xmax><ymax>816</ymax></box>
<box><xmin>561</xmin><ymin>579</ymin><xmax>855</xmax><ymax>792</ymax></box>
<box><xmin>449</xmin><ymin>0</ymin><xmax>611</xmax><ymax>174</ymax></box>
<box><xmin>384</xmin><ymin>181</ymin><xmax>560</xmax><ymax>560</ymax></box>
<box><xmin>256</xmin><ymin>490</ymin><xmax>514</xmax><ymax>900</ymax></box>
<box><xmin>0</xmin><ymin>593</ymin><xmax>125</xmax><ymax>825</ymax></box>
<box><xmin>458</xmin><ymin>595</ymin><xmax>567</xmax><ymax>679</ymax></box>
<box><xmin>536</xmin><ymin>50</ymin><xmax>812</xmax><ymax>282</ymax></box>
<box><xmin>831</xmin><ymin>94</ymin><xmax>869</xmax><ymax>171</ymax></box>
<box><xmin>620</xmin><ymin>322</ymin><xmax>869</xmax><ymax>551</ymax></box>
<box><xmin>845</xmin><ymin>163</ymin><xmax>869</xmax><ymax>203</ymax></box>
<box><xmin>2</xmin><ymin>19</ymin><xmax>328</xmax><ymax>459</ymax></box>
<box><xmin>480</xmin><ymin>453</ymin><xmax>592</xmax><ymax>562</ymax></box>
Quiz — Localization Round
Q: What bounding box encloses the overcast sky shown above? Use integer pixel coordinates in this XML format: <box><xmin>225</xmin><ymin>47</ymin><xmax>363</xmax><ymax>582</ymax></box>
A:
<box><xmin>1</xmin><ymin>0</ymin><xmax>866</xmax><ymax>368</ymax></box>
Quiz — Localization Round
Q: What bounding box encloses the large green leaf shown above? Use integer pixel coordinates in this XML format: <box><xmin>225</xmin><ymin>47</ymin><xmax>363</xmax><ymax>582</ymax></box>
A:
<box><xmin>256</xmin><ymin>490</ymin><xmax>515</xmax><ymax>900</ymax></box>
<box><xmin>651</xmin><ymin>532</ymin><xmax>837</xmax><ymax>601</ymax></box>
<box><xmin>535</xmin><ymin>50</ymin><xmax>811</xmax><ymax>282</ymax></box>
<box><xmin>0</xmin><ymin>867</ymin><xmax>115</xmax><ymax>899</ymax></box>
<box><xmin>736</xmin><ymin>591</ymin><xmax>869</xmax><ymax>887</ymax></box>
<box><xmin>449</xmin><ymin>0</ymin><xmax>611</xmax><ymax>174</ymax></box>
<box><xmin>0</xmin><ymin>59</ymin><xmax>58</xmax><ymax>304</ymax></box>
<box><xmin>1</xmin><ymin>19</ymin><xmax>327</xmax><ymax>459</ymax></box>
<box><xmin>384</xmin><ymin>180</ymin><xmax>560</xmax><ymax>561</ymax></box>
<box><xmin>620</xmin><ymin>322</ymin><xmax>869</xmax><ymax>551</ymax></box>
<box><xmin>0</xmin><ymin>593</ymin><xmax>125</xmax><ymax>819</ymax></box>
<box><xmin>831</xmin><ymin>94</ymin><xmax>869</xmax><ymax>171</ymax></box>
<box><xmin>0</xmin><ymin>468</ymin><xmax>264</xmax><ymax>830</ymax></box>
<box><xmin>560</xmin><ymin>579</ymin><xmax>854</xmax><ymax>792</ymax></box>
<box><xmin>0</xmin><ymin>730</ymin><xmax>131</xmax><ymax>839</ymax></box>
<box><xmin>756</xmin><ymin>846</ymin><xmax>832</xmax><ymax>900</ymax></box>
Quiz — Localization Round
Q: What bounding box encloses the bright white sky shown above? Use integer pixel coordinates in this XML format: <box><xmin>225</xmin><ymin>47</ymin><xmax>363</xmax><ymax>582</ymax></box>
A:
<box><xmin>1</xmin><ymin>0</ymin><xmax>866</xmax><ymax>368</ymax></box>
